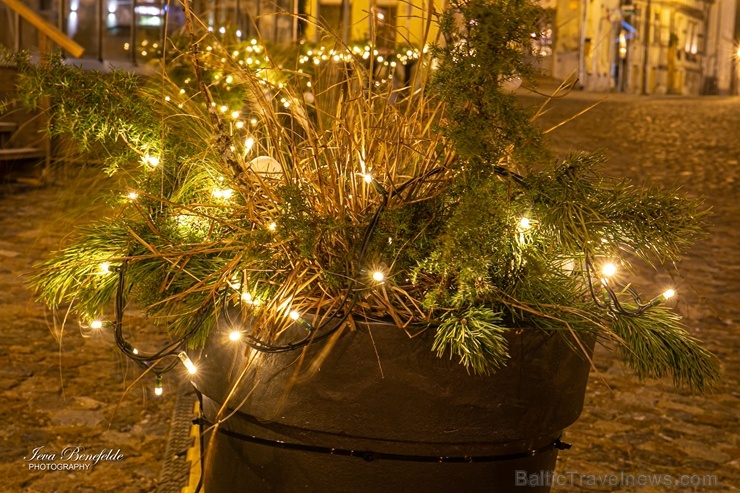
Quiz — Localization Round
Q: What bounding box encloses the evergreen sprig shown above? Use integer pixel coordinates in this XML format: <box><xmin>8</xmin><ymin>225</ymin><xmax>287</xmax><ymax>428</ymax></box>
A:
<box><xmin>432</xmin><ymin>307</ymin><xmax>510</xmax><ymax>374</ymax></box>
<box><xmin>610</xmin><ymin>306</ymin><xmax>720</xmax><ymax>392</ymax></box>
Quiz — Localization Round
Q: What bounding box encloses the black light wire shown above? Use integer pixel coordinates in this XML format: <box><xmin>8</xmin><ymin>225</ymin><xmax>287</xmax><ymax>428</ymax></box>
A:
<box><xmin>241</xmin><ymin>178</ymin><xmax>391</xmax><ymax>353</ymax></box>
<box><xmin>584</xmin><ymin>256</ymin><xmax>663</xmax><ymax>317</ymax></box>
<box><xmin>113</xmin><ymin>260</ymin><xmax>218</xmax><ymax>373</ymax></box>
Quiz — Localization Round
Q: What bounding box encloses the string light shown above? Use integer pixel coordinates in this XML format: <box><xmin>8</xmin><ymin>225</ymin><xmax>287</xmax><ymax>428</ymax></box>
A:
<box><xmin>143</xmin><ymin>154</ymin><xmax>159</xmax><ymax>167</ymax></box>
<box><xmin>268</xmin><ymin>222</ymin><xmax>277</xmax><ymax>231</ymax></box>
<box><xmin>154</xmin><ymin>375</ymin><xmax>163</xmax><ymax>395</ymax></box>
<box><xmin>245</xmin><ymin>137</ymin><xmax>255</xmax><ymax>153</ymax></box>
<box><xmin>178</xmin><ymin>351</ymin><xmax>197</xmax><ymax>374</ymax></box>
<box><xmin>90</xmin><ymin>320</ymin><xmax>103</xmax><ymax>329</ymax></box>
<box><xmin>372</xmin><ymin>271</ymin><xmax>385</xmax><ymax>282</ymax></box>
<box><xmin>601</xmin><ymin>262</ymin><xmax>617</xmax><ymax>277</ymax></box>
<box><xmin>662</xmin><ymin>289</ymin><xmax>676</xmax><ymax>299</ymax></box>
<box><xmin>363</xmin><ymin>173</ymin><xmax>373</xmax><ymax>183</ymax></box>
<box><xmin>289</xmin><ymin>310</ymin><xmax>300</xmax><ymax>321</ymax></box>
<box><xmin>518</xmin><ymin>217</ymin><xmax>531</xmax><ymax>231</ymax></box>
<box><xmin>229</xmin><ymin>330</ymin><xmax>242</xmax><ymax>341</ymax></box>
<box><xmin>235</xmin><ymin>121</ymin><xmax>245</xmax><ymax>129</ymax></box>
<box><xmin>127</xmin><ymin>191</ymin><xmax>139</xmax><ymax>200</ymax></box>
<box><xmin>212</xmin><ymin>188</ymin><xmax>234</xmax><ymax>199</ymax></box>
<box><xmin>99</xmin><ymin>262</ymin><xmax>111</xmax><ymax>274</ymax></box>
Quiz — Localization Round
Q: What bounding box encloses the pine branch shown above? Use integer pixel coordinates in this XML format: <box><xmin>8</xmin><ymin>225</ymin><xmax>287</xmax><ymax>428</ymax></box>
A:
<box><xmin>432</xmin><ymin>307</ymin><xmax>510</xmax><ymax>374</ymax></box>
<box><xmin>610</xmin><ymin>306</ymin><xmax>720</xmax><ymax>392</ymax></box>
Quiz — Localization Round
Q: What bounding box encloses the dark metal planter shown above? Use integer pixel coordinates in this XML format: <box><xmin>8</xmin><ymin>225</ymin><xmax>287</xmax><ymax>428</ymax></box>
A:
<box><xmin>191</xmin><ymin>318</ymin><xmax>594</xmax><ymax>493</ymax></box>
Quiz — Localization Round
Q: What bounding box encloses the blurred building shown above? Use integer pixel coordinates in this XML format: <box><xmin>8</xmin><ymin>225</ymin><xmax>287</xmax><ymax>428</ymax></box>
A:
<box><xmin>0</xmin><ymin>0</ymin><xmax>443</xmax><ymax>65</ymax></box>
<box><xmin>544</xmin><ymin>0</ymin><xmax>738</xmax><ymax>94</ymax></box>
<box><xmin>1</xmin><ymin>0</ymin><xmax>735</xmax><ymax>94</ymax></box>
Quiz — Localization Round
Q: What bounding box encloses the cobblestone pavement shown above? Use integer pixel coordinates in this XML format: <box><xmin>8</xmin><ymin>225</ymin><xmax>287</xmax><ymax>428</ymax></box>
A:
<box><xmin>523</xmin><ymin>89</ymin><xmax>740</xmax><ymax>492</ymax></box>
<box><xmin>0</xmin><ymin>92</ymin><xmax>738</xmax><ymax>492</ymax></box>
<box><xmin>0</xmin><ymin>171</ymin><xmax>181</xmax><ymax>492</ymax></box>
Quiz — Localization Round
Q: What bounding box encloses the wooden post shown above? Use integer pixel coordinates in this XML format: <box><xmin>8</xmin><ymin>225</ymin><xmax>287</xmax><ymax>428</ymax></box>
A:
<box><xmin>36</xmin><ymin>31</ymin><xmax>52</xmax><ymax>181</ymax></box>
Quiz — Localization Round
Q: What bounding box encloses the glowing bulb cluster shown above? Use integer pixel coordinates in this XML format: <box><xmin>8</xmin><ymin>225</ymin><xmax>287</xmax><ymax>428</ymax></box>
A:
<box><xmin>212</xmin><ymin>188</ymin><xmax>234</xmax><ymax>199</ymax></box>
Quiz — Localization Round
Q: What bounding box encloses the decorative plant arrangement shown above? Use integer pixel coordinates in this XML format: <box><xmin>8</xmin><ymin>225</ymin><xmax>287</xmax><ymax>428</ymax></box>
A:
<box><xmin>8</xmin><ymin>0</ymin><xmax>719</xmax><ymax>489</ymax></box>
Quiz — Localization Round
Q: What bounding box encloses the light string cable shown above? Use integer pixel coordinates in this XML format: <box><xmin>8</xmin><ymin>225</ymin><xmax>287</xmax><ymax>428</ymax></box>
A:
<box><xmin>584</xmin><ymin>255</ymin><xmax>668</xmax><ymax>317</ymax></box>
<box><xmin>241</xmin><ymin>179</ymin><xmax>392</xmax><ymax>353</ymax></box>
<box><xmin>113</xmin><ymin>260</ymin><xmax>217</xmax><ymax>372</ymax></box>
<box><xmin>239</xmin><ymin>159</ymin><xmax>501</xmax><ymax>353</ymax></box>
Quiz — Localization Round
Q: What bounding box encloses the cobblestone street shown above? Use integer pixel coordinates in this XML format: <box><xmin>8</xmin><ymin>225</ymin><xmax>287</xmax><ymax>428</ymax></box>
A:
<box><xmin>0</xmin><ymin>90</ymin><xmax>738</xmax><ymax>492</ymax></box>
<box><xmin>525</xmin><ymin>89</ymin><xmax>740</xmax><ymax>492</ymax></box>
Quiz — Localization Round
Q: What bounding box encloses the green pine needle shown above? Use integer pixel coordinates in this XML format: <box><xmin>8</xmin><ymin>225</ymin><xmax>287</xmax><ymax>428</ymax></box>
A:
<box><xmin>432</xmin><ymin>307</ymin><xmax>510</xmax><ymax>375</ymax></box>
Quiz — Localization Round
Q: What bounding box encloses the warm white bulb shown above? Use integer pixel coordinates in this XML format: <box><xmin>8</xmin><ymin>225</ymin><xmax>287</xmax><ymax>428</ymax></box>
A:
<box><xmin>289</xmin><ymin>310</ymin><xmax>300</xmax><ymax>321</ymax></box>
<box><xmin>235</xmin><ymin>121</ymin><xmax>245</xmax><ymax>129</ymax></box>
<box><xmin>99</xmin><ymin>262</ymin><xmax>110</xmax><ymax>273</ymax></box>
<box><xmin>127</xmin><ymin>191</ymin><xmax>139</xmax><ymax>200</ymax></box>
<box><xmin>241</xmin><ymin>292</ymin><xmax>253</xmax><ymax>303</ymax></box>
<box><xmin>132</xmin><ymin>348</ymin><xmax>139</xmax><ymax>355</ymax></box>
<box><xmin>601</xmin><ymin>263</ymin><xmax>617</xmax><ymax>277</ymax></box>
<box><xmin>363</xmin><ymin>173</ymin><xmax>373</xmax><ymax>183</ymax></box>
<box><xmin>219</xmin><ymin>105</ymin><xmax>228</xmax><ymax>113</ymax></box>
<box><xmin>178</xmin><ymin>352</ymin><xmax>197</xmax><ymax>374</ymax></box>
<box><xmin>229</xmin><ymin>330</ymin><xmax>242</xmax><ymax>341</ymax></box>
<box><xmin>143</xmin><ymin>155</ymin><xmax>159</xmax><ymax>167</ymax></box>
<box><xmin>519</xmin><ymin>217</ymin><xmax>531</xmax><ymax>231</ymax></box>
<box><xmin>90</xmin><ymin>320</ymin><xmax>103</xmax><ymax>329</ymax></box>
<box><xmin>268</xmin><ymin>222</ymin><xmax>277</xmax><ymax>231</ymax></box>
<box><xmin>154</xmin><ymin>386</ymin><xmax>163</xmax><ymax>396</ymax></box>
<box><xmin>663</xmin><ymin>289</ymin><xmax>676</xmax><ymax>299</ymax></box>
<box><xmin>231</xmin><ymin>110</ymin><xmax>239</xmax><ymax>119</ymax></box>
<box><xmin>245</xmin><ymin>137</ymin><xmax>255</xmax><ymax>152</ymax></box>
<box><xmin>372</xmin><ymin>271</ymin><xmax>385</xmax><ymax>282</ymax></box>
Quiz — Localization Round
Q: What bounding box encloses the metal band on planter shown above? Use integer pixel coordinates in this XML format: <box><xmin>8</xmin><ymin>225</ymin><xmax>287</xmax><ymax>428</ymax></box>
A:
<box><xmin>196</xmin><ymin>416</ymin><xmax>573</xmax><ymax>463</ymax></box>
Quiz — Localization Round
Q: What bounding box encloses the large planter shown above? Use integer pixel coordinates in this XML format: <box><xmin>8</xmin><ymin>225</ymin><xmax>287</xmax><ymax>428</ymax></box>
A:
<box><xmin>191</xmin><ymin>317</ymin><xmax>594</xmax><ymax>493</ymax></box>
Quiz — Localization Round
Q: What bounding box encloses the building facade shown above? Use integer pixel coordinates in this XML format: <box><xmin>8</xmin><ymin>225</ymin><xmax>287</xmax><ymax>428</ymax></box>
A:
<box><xmin>546</xmin><ymin>0</ymin><xmax>738</xmax><ymax>94</ymax></box>
<box><xmin>2</xmin><ymin>0</ymin><xmax>735</xmax><ymax>94</ymax></box>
